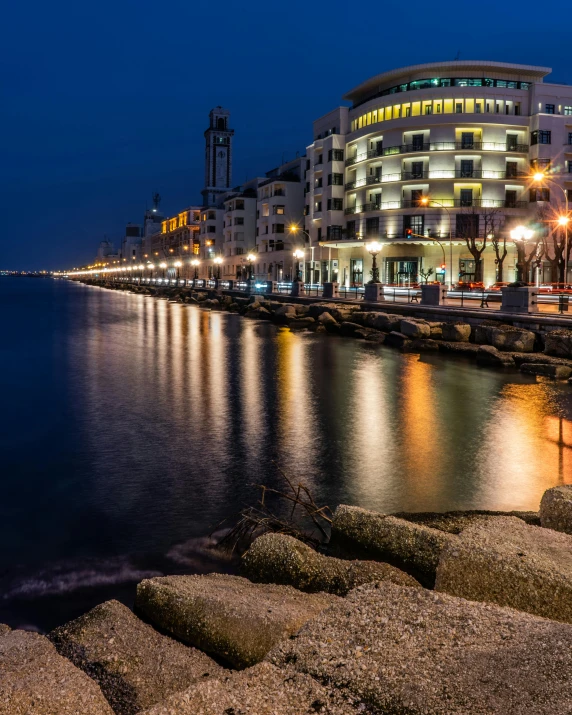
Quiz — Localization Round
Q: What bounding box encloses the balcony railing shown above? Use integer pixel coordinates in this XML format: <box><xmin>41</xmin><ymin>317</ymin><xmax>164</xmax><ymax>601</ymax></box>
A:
<box><xmin>347</xmin><ymin>170</ymin><xmax>527</xmax><ymax>186</ymax></box>
<box><xmin>345</xmin><ymin>142</ymin><xmax>529</xmax><ymax>166</ymax></box>
<box><xmin>344</xmin><ymin>199</ymin><xmax>528</xmax><ymax>214</ymax></box>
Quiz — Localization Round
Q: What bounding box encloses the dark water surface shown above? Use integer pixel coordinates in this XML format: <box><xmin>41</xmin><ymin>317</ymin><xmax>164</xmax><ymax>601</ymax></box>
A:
<box><xmin>1</xmin><ymin>278</ymin><xmax>572</xmax><ymax>630</ymax></box>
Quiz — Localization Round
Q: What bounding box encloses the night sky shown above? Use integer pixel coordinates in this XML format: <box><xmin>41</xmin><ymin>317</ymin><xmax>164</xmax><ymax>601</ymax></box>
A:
<box><xmin>2</xmin><ymin>0</ymin><xmax>570</xmax><ymax>270</ymax></box>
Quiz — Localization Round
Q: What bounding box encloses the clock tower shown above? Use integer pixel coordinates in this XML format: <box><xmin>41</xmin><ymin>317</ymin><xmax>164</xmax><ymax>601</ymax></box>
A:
<box><xmin>202</xmin><ymin>107</ymin><xmax>234</xmax><ymax>206</ymax></box>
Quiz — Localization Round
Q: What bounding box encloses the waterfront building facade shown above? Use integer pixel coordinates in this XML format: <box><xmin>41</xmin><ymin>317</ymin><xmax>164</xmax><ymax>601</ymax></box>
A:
<box><xmin>307</xmin><ymin>61</ymin><xmax>572</xmax><ymax>288</ymax></box>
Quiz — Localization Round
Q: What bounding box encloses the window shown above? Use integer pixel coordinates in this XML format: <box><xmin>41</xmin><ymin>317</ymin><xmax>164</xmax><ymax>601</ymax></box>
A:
<box><xmin>531</xmin><ymin>130</ymin><xmax>551</xmax><ymax>145</ymax></box>
<box><xmin>327</xmin><ymin>198</ymin><xmax>343</xmax><ymax>210</ymax></box>
<box><xmin>236</xmin><ymin>247</ymin><xmax>244</xmax><ymax>255</ymax></box>
<box><xmin>505</xmin><ymin>190</ymin><xmax>517</xmax><ymax>208</ymax></box>
<box><xmin>461</xmin><ymin>132</ymin><xmax>474</xmax><ymax>148</ymax></box>
<box><xmin>460</xmin><ymin>160</ymin><xmax>474</xmax><ymax>178</ymax></box>
<box><xmin>545</xmin><ymin>104</ymin><xmax>555</xmax><ymax>114</ymax></box>
<box><xmin>411</xmin><ymin>189</ymin><xmax>424</xmax><ymax>205</ymax></box>
<box><xmin>411</xmin><ymin>133</ymin><xmax>424</xmax><ymax>150</ymax></box>
<box><xmin>207</xmin><ymin>225</ymin><xmax>215</xmax><ymax>233</ymax></box>
<box><xmin>365</xmin><ymin>218</ymin><xmax>379</xmax><ymax>236</ymax></box>
<box><xmin>234</xmin><ymin>217</ymin><xmax>244</xmax><ymax>225</ymax></box>
<box><xmin>568</xmin><ymin>161</ymin><xmax>572</xmax><ymax>174</ymax></box>
<box><xmin>506</xmin><ymin>161</ymin><xmax>518</xmax><ymax>178</ymax></box>
<box><xmin>403</xmin><ymin>215</ymin><xmax>424</xmax><ymax>236</ymax></box>
<box><xmin>346</xmin><ymin>220</ymin><xmax>356</xmax><ymax>238</ymax></box>
<box><xmin>455</xmin><ymin>102</ymin><xmax>463</xmax><ymax>113</ymax></box>
<box><xmin>328</xmin><ymin>173</ymin><xmax>343</xmax><ymax>186</ymax></box>
<box><xmin>328</xmin><ymin>149</ymin><xmax>344</xmax><ymax>161</ymax></box>
<box><xmin>315</xmin><ymin>202</ymin><xmax>322</xmax><ymax>212</ymax></box>
<box><xmin>529</xmin><ymin>188</ymin><xmax>550</xmax><ymax>202</ymax></box>
<box><xmin>272</xmin><ymin>223</ymin><xmax>285</xmax><ymax>233</ymax></box>
<box><xmin>236</xmin><ymin>200</ymin><xmax>244</xmax><ymax>210</ymax></box>
<box><xmin>459</xmin><ymin>188</ymin><xmax>473</xmax><ymax>206</ymax></box>
<box><xmin>316</xmin><ymin>154</ymin><xmax>323</xmax><ymax>165</ymax></box>
<box><xmin>273</xmin><ymin>205</ymin><xmax>285</xmax><ymax>215</ymax></box>
<box><xmin>568</xmin><ymin>132</ymin><xmax>572</xmax><ymax>145</ymax></box>
<box><xmin>208</xmin><ymin>211</ymin><xmax>216</xmax><ymax>220</ymax></box>
<box><xmin>456</xmin><ymin>214</ymin><xmax>479</xmax><ymax>237</ymax></box>
<box><xmin>411</xmin><ymin>161</ymin><xmax>424</xmax><ymax>178</ymax></box>
<box><xmin>475</xmin><ymin>103</ymin><xmax>482</xmax><ymax>113</ymax></box>
<box><xmin>424</xmin><ymin>105</ymin><xmax>432</xmax><ymax>115</ymax></box>
<box><xmin>564</xmin><ymin>107</ymin><xmax>572</xmax><ymax>116</ymax></box>
<box><xmin>315</xmin><ymin>178</ymin><xmax>323</xmax><ymax>188</ymax></box>
<box><xmin>326</xmin><ymin>226</ymin><xmax>343</xmax><ymax>240</ymax></box>
<box><xmin>514</xmin><ymin>103</ymin><xmax>521</xmax><ymax>116</ymax></box>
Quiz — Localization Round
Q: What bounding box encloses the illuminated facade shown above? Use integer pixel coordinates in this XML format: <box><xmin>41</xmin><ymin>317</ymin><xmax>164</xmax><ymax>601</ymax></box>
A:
<box><xmin>148</xmin><ymin>207</ymin><xmax>201</xmax><ymax>264</ymax></box>
<box><xmin>307</xmin><ymin>61</ymin><xmax>572</xmax><ymax>287</ymax></box>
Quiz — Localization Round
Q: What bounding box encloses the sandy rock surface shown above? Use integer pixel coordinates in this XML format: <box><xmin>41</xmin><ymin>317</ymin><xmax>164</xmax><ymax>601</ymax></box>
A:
<box><xmin>268</xmin><ymin>581</ymin><xmax>572</xmax><ymax>715</ymax></box>
<box><xmin>140</xmin><ymin>662</ymin><xmax>364</xmax><ymax>715</ymax></box>
<box><xmin>540</xmin><ymin>485</ymin><xmax>572</xmax><ymax>534</ymax></box>
<box><xmin>136</xmin><ymin>573</ymin><xmax>340</xmax><ymax>669</ymax></box>
<box><xmin>49</xmin><ymin>599</ymin><xmax>222</xmax><ymax>715</ymax></box>
<box><xmin>242</xmin><ymin>533</ymin><xmax>420</xmax><ymax>595</ymax></box>
<box><xmin>0</xmin><ymin>628</ymin><xmax>114</xmax><ymax>715</ymax></box>
<box><xmin>435</xmin><ymin>516</ymin><xmax>572</xmax><ymax>622</ymax></box>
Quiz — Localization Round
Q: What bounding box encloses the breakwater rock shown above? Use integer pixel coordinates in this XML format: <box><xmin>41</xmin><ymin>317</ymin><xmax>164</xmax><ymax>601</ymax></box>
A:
<box><xmin>5</xmin><ymin>487</ymin><xmax>572</xmax><ymax>712</ymax></box>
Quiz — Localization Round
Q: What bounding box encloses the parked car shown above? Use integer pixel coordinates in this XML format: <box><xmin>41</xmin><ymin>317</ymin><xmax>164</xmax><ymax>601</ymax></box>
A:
<box><xmin>539</xmin><ymin>283</ymin><xmax>572</xmax><ymax>294</ymax></box>
<box><xmin>452</xmin><ymin>281</ymin><xmax>486</xmax><ymax>292</ymax></box>
<box><xmin>487</xmin><ymin>282</ymin><xmax>511</xmax><ymax>292</ymax></box>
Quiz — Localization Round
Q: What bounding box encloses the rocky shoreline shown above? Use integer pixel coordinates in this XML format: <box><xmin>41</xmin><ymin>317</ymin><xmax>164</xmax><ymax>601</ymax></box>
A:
<box><xmin>3</xmin><ymin>486</ymin><xmax>572</xmax><ymax>713</ymax></box>
<box><xmin>80</xmin><ymin>279</ymin><xmax>572</xmax><ymax>378</ymax></box>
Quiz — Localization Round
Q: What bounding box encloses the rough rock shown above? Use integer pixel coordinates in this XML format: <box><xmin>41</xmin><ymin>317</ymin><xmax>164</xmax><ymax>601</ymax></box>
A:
<box><xmin>491</xmin><ymin>326</ymin><xmax>535</xmax><ymax>352</ymax></box>
<box><xmin>409</xmin><ymin>338</ymin><xmax>439</xmax><ymax>351</ymax></box>
<box><xmin>202</xmin><ymin>298</ymin><xmax>220</xmax><ymax>309</ymax></box>
<box><xmin>441</xmin><ymin>321</ymin><xmax>471</xmax><ymax>342</ymax></box>
<box><xmin>544</xmin><ymin>328</ymin><xmax>572</xmax><ymax>358</ymax></box>
<box><xmin>364</xmin><ymin>331</ymin><xmax>386</xmax><ymax>343</ymax></box>
<box><xmin>317</xmin><ymin>311</ymin><xmax>336</xmax><ymax>325</ymax></box>
<box><xmin>520</xmin><ymin>362</ymin><xmax>572</xmax><ymax>379</ymax></box>
<box><xmin>0</xmin><ymin>628</ymin><xmax>114</xmax><ymax>714</ymax></box>
<box><xmin>135</xmin><ymin>574</ymin><xmax>339</xmax><ymax>669</ymax></box>
<box><xmin>384</xmin><ymin>331</ymin><xmax>412</xmax><ymax>350</ymax></box>
<box><xmin>435</xmin><ymin>516</ymin><xmax>572</xmax><ymax>623</ymax></box>
<box><xmin>476</xmin><ymin>345</ymin><xmax>515</xmax><ymax>367</ymax></box>
<box><xmin>369</xmin><ymin>312</ymin><xmax>403</xmax><ymax>332</ymax></box>
<box><xmin>393</xmin><ymin>509</ymin><xmax>540</xmax><ymax>533</ymax></box>
<box><xmin>307</xmin><ymin>303</ymin><xmax>339</xmax><ymax>319</ymax></box>
<box><xmin>399</xmin><ymin>318</ymin><xmax>430</xmax><ymax>339</ymax></box>
<box><xmin>474</xmin><ymin>319</ymin><xmax>507</xmax><ymax>344</ymax></box>
<box><xmin>438</xmin><ymin>340</ymin><xmax>479</xmax><ymax>355</ymax></box>
<box><xmin>140</xmin><ymin>662</ymin><xmax>361</xmax><ymax>715</ymax></box>
<box><xmin>242</xmin><ymin>533</ymin><xmax>420</xmax><ymax>596</ymax></box>
<box><xmin>540</xmin><ymin>485</ymin><xmax>572</xmax><ymax>534</ymax></box>
<box><xmin>428</xmin><ymin>321</ymin><xmax>443</xmax><ymax>339</ymax></box>
<box><xmin>331</xmin><ymin>505</ymin><xmax>455</xmax><ymax>585</ymax></box>
<box><xmin>268</xmin><ymin>582</ymin><xmax>572</xmax><ymax>715</ymax></box>
<box><xmin>245</xmin><ymin>306</ymin><xmax>271</xmax><ymax>319</ymax></box>
<box><xmin>49</xmin><ymin>599</ymin><xmax>222</xmax><ymax>715</ymax></box>
<box><xmin>274</xmin><ymin>303</ymin><xmax>297</xmax><ymax>317</ymax></box>
<box><xmin>514</xmin><ymin>353</ymin><xmax>572</xmax><ymax>367</ymax></box>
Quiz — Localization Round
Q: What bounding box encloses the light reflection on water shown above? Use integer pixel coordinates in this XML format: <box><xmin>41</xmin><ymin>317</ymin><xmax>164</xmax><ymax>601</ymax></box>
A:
<box><xmin>1</xmin><ymin>279</ymin><xmax>572</xmax><ymax>626</ymax></box>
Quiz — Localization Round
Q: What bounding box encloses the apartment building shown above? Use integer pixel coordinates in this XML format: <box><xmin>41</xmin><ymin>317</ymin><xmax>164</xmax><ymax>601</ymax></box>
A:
<box><xmin>306</xmin><ymin>60</ymin><xmax>572</xmax><ymax>287</ymax></box>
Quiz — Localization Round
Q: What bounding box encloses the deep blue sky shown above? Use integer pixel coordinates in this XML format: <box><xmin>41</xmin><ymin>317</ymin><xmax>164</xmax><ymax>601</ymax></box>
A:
<box><xmin>1</xmin><ymin>0</ymin><xmax>570</xmax><ymax>270</ymax></box>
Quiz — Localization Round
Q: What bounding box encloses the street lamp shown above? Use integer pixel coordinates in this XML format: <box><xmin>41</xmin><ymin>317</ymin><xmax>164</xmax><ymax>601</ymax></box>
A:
<box><xmin>510</xmin><ymin>226</ymin><xmax>534</xmax><ymax>283</ymax></box>
<box><xmin>532</xmin><ymin>172</ymin><xmax>570</xmax><ymax>284</ymax></box>
<box><xmin>420</xmin><ymin>196</ymin><xmax>453</xmax><ymax>288</ymax></box>
<box><xmin>366</xmin><ymin>241</ymin><xmax>382</xmax><ymax>283</ymax></box>
<box><xmin>159</xmin><ymin>262</ymin><xmax>167</xmax><ymax>280</ymax></box>
<box><xmin>174</xmin><ymin>261</ymin><xmax>182</xmax><ymax>281</ymax></box>
<box><xmin>292</xmin><ymin>249</ymin><xmax>304</xmax><ymax>281</ymax></box>
<box><xmin>191</xmin><ymin>259</ymin><xmax>200</xmax><ymax>280</ymax></box>
<box><xmin>138</xmin><ymin>264</ymin><xmax>145</xmax><ymax>282</ymax></box>
<box><xmin>246</xmin><ymin>253</ymin><xmax>256</xmax><ymax>280</ymax></box>
<box><xmin>214</xmin><ymin>256</ymin><xmax>223</xmax><ymax>280</ymax></box>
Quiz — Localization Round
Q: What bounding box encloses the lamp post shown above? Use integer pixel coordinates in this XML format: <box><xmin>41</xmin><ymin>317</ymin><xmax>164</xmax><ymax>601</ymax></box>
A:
<box><xmin>532</xmin><ymin>172</ymin><xmax>570</xmax><ymax>285</ymax></box>
<box><xmin>510</xmin><ymin>226</ymin><xmax>534</xmax><ymax>283</ymax></box>
<box><xmin>420</xmin><ymin>197</ymin><xmax>453</xmax><ymax>288</ymax></box>
<box><xmin>246</xmin><ymin>253</ymin><xmax>256</xmax><ymax>281</ymax></box>
<box><xmin>147</xmin><ymin>263</ymin><xmax>155</xmax><ymax>282</ymax></box>
<box><xmin>214</xmin><ymin>256</ymin><xmax>223</xmax><ymax>280</ymax></box>
<box><xmin>366</xmin><ymin>241</ymin><xmax>382</xmax><ymax>283</ymax></box>
<box><xmin>159</xmin><ymin>262</ymin><xmax>167</xmax><ymax>281</ymax></box>
<box><xmin>191</xmin><ymin>259</ymin><xmax>200</xmax><ymax>280</ymax></box>
<box><xmin>292</xmin><ymin>249</ymin><xmax>304</xmax><ymax>281</ymax></box>
<box><xmin>138</xmin><ymin>264</ymin><xmax>144</xmax><ymax>283</ymax></box>
<box><xmin>174</xmin><ymin>261</ymin><xmax>182</xmax><ymax>282</ymax></box>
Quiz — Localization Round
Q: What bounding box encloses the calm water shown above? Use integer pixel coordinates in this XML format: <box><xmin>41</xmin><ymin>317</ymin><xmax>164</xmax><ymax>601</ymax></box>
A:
<box><xmin>1</xmin><ymin>278</ymin><xmax>572</xmax><ymax>630</ymax></box>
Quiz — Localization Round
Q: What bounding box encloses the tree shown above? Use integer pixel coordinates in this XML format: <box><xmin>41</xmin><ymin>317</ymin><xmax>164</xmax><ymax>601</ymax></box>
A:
<box><xmin>491</xmin><ymin>227</ymin><xmax>509</xmax><ymax>282</ymax></box>
<box><xmin>456</xmin><ymin>206</ymin><xmax>503</xmax><ymax>283</ymax></box>
<box><xmin>418</xmin><ymin>267</ymin><xmax>434</xmax><ymax>284</ymax></box>
<box><xmin>535</xmin><ymin>204</ymin><xmax>571</xmax><ymax>284</ymax></box>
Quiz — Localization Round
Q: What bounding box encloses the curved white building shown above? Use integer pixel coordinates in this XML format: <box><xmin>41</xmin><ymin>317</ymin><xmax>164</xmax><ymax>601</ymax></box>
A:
<box><xmin>309</xmin><ymin>60</ymin><xmax>572</xmax><ymax>287</ymax></box>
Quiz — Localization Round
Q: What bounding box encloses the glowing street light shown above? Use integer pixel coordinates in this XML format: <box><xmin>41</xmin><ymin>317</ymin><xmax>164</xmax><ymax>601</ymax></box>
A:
<box><xmin>420</xmin><ymin>196</ymin><xmax>453</xmax><ymax>288</ymax></box>
<box><xmin>159</xmin><ymin>262</ymin><xmax>167</xmax><ymax>280</ymax></box>
<box><xmin>246</xmin><ymin>253</ymin><xmax>256</xmax><ymax>280</ymax></box>
<box><xmin>191</xmin><ymin>259</ymin><xmax>200</xmax><ymax>280</ymax></box>
<box><xmin>214</xmin><ymin>255</ymin><xmax>223</xmax><ymax>280</ymax></box>
<box><xmin>292</xmin><ymin>249</ymin><xmax>304</xmax><ymax>282</ymax></box>
<box><xmin>174</xmin><ymin>260</ymin><xmax>182</xmax><ymax>280</ymax></box>
<box><xmin>366</xmin><ymin>241</ymin><xmax>383</xmax><ymax>283</ymax></box>
<box><xmin>532</xmin><ymin>172</ymin><xmax>570</xmax><ymax>283</ymax></box>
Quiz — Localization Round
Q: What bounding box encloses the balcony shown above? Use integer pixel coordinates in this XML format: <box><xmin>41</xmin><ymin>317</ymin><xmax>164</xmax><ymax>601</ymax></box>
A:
<box><xmin>344</xmin><ymin>199</ymin><xmax>528</xmax><ymax>214</ymax></box>
<box><xmin>345</xmin><ymin>143</ymin><xmax>529</xmax><ymax>166</ymax></box>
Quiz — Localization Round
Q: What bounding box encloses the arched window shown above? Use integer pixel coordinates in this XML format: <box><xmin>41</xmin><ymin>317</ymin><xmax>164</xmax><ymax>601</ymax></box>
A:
<box><xmin>217</xmin><ymin>117</ymin><xmax>225</xmax><ymax>130</ymax></box>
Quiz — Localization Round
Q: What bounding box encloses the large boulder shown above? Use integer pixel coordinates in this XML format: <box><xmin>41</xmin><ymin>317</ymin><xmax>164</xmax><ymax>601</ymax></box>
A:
<box><xmin>241</xmin><ymin>533</ymin><xmax>420</xmax><ymax>596</ymax></box>
<box><xmin>245</xmin><ymin>306</ymin><xmax>271</xmax><ymax>320</ymax></box>
<box><xmin>0</xmin><ymin>628</ymin><xmax>114</xmax><ymax>714</ymax></box>
<box><xmin>540</xmin><ymin>485</ymin><xmax>572</xmax><ymax>534</ymax></box>
<box><xmin>268</xmin><ymin>582</ymin><xmax>572</xmax><ymax>715</ymax></box>
<box><xmin>384</xmin><ymin>331</ymin><xmax>412</xmax><ymax>350</ymax></box>
<box><xmin>316</xmin><ymin>311</ymin><xmax>336</xmax><ymax>325</ymax></box>
<box><xmin>49</xmin><ymin>600</ymin><xmax>222</xmax><ymax>715</ymax></box>
<box><xmin>520</xmin><ymin>363</ymin><xmax>572</xmax><ymax>379</ymax></box>
<box><xmin>393</xmin><ymin>509</ymin><xmax>540</xmax><ymax>533</ymax></box>
<box><xmin>438</xmin><ymin>341</ymin><xmax>479</xmax><ymax>355</ymax></box>
<box><xmin>476</xmin><ymin>345</ymin><xmax>515</xmax><ymax>367</ymax></box>
<box><xmin>544</xmin><ymin>328</ymin><xmax>572</xmax><ymax>358</ymax></box>
<box><xmin>288</xmin><ymin>317</ymin><xmax>315</xmax><ymax>330</ymax></box>
<box><xmin>330</xmin><ymin>505</ymin><xmax>455</xmax><ymax>585</ymax></box>
<box><xmin>140</xmin><ymin>662</ymin><xmax>361</xmax><ymax>715</ymax></box>
<box><xmin>435</xmin><ymin>516</ymin><xmax>572</xmax><ymax>623</ymax></box>
<box><xmin>307</xmin><ymin>303</ymin><xmax>339</xmax><ymax>319</ymax></box>
<box><xmin>339</xmin><ymin>321</ymin><xmax>364</xmax><ymax>337</ymax></box>
<box><xmin>491</xmin><ymin>326</ymin><xmax>535</xmax><ymax>352</ymax></box>
<box><xmin>369</xmin><ymin>312</ymin><xmax>403</xmax><ymax>332</ymax></box>
<box><xmin>135</xmin><ymin>574</ymin><xmax>339</xmax><ymax>669</ymax></box>
<box><xmin>441</xmin><ymin>321</ymin><xmax>471</xmax><ymax>342</ymax></box>
<box><xmin>400</xmin><ymin>318</ymin><xmax>430</xmax><ymax>339</ymax></box>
